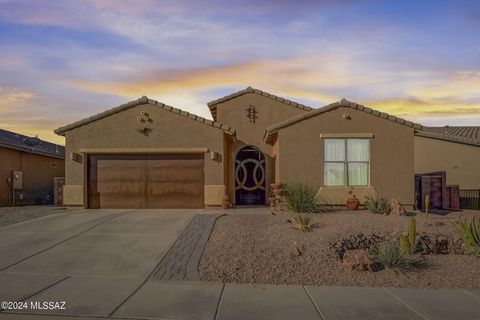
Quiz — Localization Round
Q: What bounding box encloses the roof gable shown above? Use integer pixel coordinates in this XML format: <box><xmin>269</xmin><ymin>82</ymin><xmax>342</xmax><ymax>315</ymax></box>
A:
<box><xmin>207</xmin><ymin>87</ymin><xmax>313</xmax><ymax>121</ymax></box>
<box><xmin>54</xmin><ymin>96</ymin><xmax>235</xmax><ymax>136</ymax></box>
<box><xmin>264</xmin><ymin>98</ymin><xmax>423</xmax><ymax>143</ymax></box>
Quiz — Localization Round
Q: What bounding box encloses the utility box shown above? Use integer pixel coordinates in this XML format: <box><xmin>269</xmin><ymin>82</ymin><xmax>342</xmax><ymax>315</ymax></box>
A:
<box><xmin>12</xmin><ymin>171</ymin><xmax>23</xmax><ymax>190</ymax></box>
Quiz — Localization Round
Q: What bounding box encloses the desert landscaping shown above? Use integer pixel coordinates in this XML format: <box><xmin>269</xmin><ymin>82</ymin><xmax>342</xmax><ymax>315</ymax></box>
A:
<box><xmin>200</xmin><ymin>208</ymin><xmax>480</xmax><ymax>289</ymax></box>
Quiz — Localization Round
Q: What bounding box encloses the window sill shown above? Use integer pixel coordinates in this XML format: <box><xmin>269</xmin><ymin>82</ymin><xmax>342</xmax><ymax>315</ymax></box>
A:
<box><xmin>320</xmin><ymin>133</ymin><xmax>374</xmax><ymax>139</ymax></box>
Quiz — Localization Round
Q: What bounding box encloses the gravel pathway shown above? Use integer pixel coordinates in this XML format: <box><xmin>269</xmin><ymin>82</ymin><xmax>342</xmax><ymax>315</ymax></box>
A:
<box><xmin>151</xmin><ymin>214</ymin><xmax>223</xmax><ymax>281</ymax></box>
<box><xmin>0</xmin><ymin>206</ymin><xmax>69</xmax><ymax>228</ymax></box>
<box><xmin>200</xmin><ymin>210</ymin><xmax>480</xmax><ymax>289</ymax></box>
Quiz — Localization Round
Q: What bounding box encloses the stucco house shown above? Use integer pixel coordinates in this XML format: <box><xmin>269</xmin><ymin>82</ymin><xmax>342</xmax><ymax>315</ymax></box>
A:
<box><xmin>0</xmin><ymin>129</ymin><xmax>65</xmax><ymax>206</ymax></box>
<box><xmin>54</xmin><ymin>87</ymin><xmax>480</xmax><ymax>209</ymax></box>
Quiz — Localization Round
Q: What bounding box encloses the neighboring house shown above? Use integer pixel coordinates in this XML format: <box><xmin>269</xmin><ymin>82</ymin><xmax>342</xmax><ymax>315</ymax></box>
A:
<box><xmin>0</xmin><ymin>129</ymin><xmax>65</xmax><ymax>206</ymax></box>
<box><xmin>54</xmin><ymin>87</ymin><xmax>480</xmax><ymax>209</ymax></box>
<box><xmin>415</xmin><ymin>127</ymin><xmax>480</xmax><ymax>189</ymax></box>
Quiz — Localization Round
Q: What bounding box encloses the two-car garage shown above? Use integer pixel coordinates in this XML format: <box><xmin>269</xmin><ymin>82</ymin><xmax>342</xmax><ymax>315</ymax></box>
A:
<box><xmin>55</xmin><ymin>96</ymin><xmax>230</xmax><ymax>208</ymax></box>
<box><xmin>86</xmin><ymin>154</ymin><xmax>205</xmax><ymax>209</ymax></box>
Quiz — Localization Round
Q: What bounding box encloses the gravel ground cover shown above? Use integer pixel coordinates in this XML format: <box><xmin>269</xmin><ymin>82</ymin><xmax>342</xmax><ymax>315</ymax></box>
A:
<box><xmin>0</xmin><ymin>206</ymin><xmax>68</xmax><ymax>228</ymax></box>
<box><xmin>200</xmin><ymin>210</ymin><xmax>480</xmax><ymax>289</ymax></box>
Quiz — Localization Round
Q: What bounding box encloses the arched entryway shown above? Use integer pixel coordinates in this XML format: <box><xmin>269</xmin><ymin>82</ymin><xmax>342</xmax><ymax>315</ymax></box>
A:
<box><xmin>235</xmin><ymin>146</ymin><xmax>266</xmax><ymax>205</ymax></box>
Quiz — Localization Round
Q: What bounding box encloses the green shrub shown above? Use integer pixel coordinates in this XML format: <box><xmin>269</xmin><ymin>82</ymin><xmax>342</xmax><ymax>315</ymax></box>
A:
<box><xmin>453</xmin><ymin>218</ymin><xmax>480</xmax><ymax>255</ymax></box>
<box><xmin>364</xmin><ymin>195</ymin><xmax>391</xmax><ymax>215</ymax></box>
<box><xmin>284</xmin><ymin>183</ymin><xmax>321</xmax><ymax>213</ymax></box>
<box><xmin>409</xmin><ymin>217</ymin><xmax>416</xmax><ymax>253</ymax></box>
<box><xmin>374</xmin><ymin>240</ymin><xmax>420</xmax><ymax>271</ymax></box>
<box><xmin>399</xmin><ymin>235</ymin><xmax>411</xmax><ymax>254</ymax></box>
<box><xmin>293</xmin><ymin>215</ymin><xmax>312</xmax><ymax>232</ymax></box>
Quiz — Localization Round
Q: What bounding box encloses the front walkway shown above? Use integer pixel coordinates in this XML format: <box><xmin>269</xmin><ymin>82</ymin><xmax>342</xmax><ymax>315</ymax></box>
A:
<box><xmin>151</xmin><ymin>214</ymin><xmax>223</xmax><ymax>281</ymax></box>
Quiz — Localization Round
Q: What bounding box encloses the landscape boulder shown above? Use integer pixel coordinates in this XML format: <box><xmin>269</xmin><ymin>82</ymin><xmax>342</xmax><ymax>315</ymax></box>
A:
<box><xmin>342</xmin><ymin>249</ymin><xmax>376</xmax><ymax>271</ymax></box>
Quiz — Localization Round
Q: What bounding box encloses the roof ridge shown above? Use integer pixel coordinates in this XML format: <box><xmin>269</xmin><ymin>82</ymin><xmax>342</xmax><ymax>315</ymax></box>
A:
<box><xmin>0</xmin><ymin>128</ymin><xmax>62</xmax><ymax>146</ymax></box>
<box><xmin>264</xmin><ymin>98</ymin><xmax>422</xmax><ymax>143</ymax></box>
<box><xmin>54</xmin><ymin>96</ymin><xmax>235</xmax><ymax>136</ymax></box>
<box><xmin>207</xmin><ymin>86</ymin><xmax>313</xmax><ymax>121</ymax></box>
<box><xmin>415</xmin><ymin>130</ymin><xmax>480</xmax><ymax>147</ymax></box>
<box><xmin>418</xmin><ymin>125</ymin><xmax>480</xmax><ymax>146</ymax></box>
<box><xmin>0</xmin><ymin>128</ymin><xmax>65</xmax><ymax>159</ymax></box>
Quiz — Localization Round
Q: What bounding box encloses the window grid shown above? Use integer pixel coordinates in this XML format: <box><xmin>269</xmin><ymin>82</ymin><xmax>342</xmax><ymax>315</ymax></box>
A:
<box><xmin>324</xmin><ymin>139</ymin><xmax>369</xmax><ymax>187</ymax></box>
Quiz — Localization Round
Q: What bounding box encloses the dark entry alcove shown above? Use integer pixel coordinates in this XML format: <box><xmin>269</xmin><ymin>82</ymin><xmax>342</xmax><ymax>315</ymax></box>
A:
<box><xmin>235</xmin><ymin>146</ymin><xmax>266</xmax><ymax>205</ymax></box>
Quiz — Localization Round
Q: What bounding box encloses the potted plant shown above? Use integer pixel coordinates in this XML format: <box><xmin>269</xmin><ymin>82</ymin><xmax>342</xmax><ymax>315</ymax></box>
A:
<box><xmin>346</xmin><ymin>188</ymin><xmax>360</xmax><ymax>210</ymax></box>
<box><xmin>270</xmin><ymin>182</ymin><xmax>283</xmax><ymax>196</ymax></box>
<box><xmin>222</xmin><ymin>194</ymin><xmax>232</xmax><ymax>209</ymax></box>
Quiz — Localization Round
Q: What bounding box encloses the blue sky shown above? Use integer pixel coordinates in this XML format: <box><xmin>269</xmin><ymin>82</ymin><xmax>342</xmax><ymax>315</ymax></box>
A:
<box><xmin>0</xmin><ymin>0</ymin><xmax>479</xmax><ymax>144</ymax></box>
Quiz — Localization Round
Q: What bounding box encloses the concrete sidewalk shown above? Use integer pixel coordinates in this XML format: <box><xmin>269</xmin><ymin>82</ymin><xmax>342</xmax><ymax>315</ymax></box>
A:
<box><xmin>1</xmin><ymin>281</ymin><xmax>479</xmax><ymax>320</ymax></box>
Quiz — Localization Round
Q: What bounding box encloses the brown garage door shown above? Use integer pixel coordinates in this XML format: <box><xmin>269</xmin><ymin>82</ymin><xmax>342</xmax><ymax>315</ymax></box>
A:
<box><xmin>87</xmin><ymin>154</ymin><xmax>204</xmax><ymax>209</ymax></box>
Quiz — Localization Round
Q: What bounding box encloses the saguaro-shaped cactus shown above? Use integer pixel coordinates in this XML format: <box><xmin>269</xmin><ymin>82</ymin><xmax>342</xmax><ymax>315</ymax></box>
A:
<box><xmin>409</xmin><ymin>217</ymin><xmax>416</xmax><ymax>254</ymax></box>
<box><xmin>425</xmin><ymin>194</ymin><xmax>430</xmax><ymax>219</ymax></box>
<box><xmin>399</xmin><ymin>235</ymin><xmax>411</xmax><ymax>254</ymax></box>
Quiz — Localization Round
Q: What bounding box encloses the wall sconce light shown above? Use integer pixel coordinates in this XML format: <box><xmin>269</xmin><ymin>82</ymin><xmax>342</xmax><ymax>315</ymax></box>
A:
<box><xmin>70</xmin><ymin>152</ymin><xmax>83</xmax><ymax>163</ymax></box>
<box><xmin>342</xmin><ymin>113</ymin><xmax>351</xmax><ymax>120</ymax></box>
<box><xmin>210</xmin><ymin>151</ymin><xmax>222</xmax><ymax>162</ymax></box>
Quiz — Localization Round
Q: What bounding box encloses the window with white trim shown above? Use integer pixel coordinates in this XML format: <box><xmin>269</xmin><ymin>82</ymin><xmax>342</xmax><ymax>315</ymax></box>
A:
<box><xmin>324</xmin><ymin>139</ymin><xmax>369</xmax><ymax>186</ymax></box>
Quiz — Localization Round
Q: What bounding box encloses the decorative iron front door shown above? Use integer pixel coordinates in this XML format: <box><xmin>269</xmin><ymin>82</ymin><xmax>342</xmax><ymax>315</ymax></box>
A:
<box><xmin>235</xmin><ymin>146</ymin><xmax>266</xmax><ymax>205</ymax></box>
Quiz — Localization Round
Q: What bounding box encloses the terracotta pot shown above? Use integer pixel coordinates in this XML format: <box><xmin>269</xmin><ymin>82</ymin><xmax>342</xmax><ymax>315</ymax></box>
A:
<box><xmin>222</xmin><ymin>200</ymin><xmax>231</xmax><ymax>209</ymax></box>
<box><xmin>346</xmin><ymin>197</ymin><xmax>360</xmax><ymax>210</ymax></box>
<box><xmin>222</xmin><ymin>194</ymin><xmax>231</xmax><ymax>209</ymax></box>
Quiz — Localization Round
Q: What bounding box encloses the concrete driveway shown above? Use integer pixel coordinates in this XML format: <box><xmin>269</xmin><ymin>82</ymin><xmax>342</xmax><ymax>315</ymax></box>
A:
<box><xmin>1</xmin><ymin>209</ymin><xmax>479</xmax><ymax>320</ymax></box>
<box><xmin>0</xmin><ymin>209</ymin><xmax>198</xmax><ymax>317</ymax></box>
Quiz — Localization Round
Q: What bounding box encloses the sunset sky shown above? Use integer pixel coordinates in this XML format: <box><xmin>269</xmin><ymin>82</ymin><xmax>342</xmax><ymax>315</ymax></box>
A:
<box><xmin>0</xmin><ymin>0</ymin><xmax>479</xmax><ymax>145</ymax></box>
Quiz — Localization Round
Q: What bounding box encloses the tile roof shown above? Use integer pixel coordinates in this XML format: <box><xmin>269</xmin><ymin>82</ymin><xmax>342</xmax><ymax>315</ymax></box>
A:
<box><xmin>416</xmin><ymin>126</ymin><xmax>480</xmax><ymax>147</ymax></box>
<box><xmin>207</xmin><ymin>86</ymin><xmax>313</xmax><ymax>121</ymax></box>
<box><xmin>0</xmin><ymin>129</ymin><xmax>65</xmax><ymax>159</ymax></box>
<box><xmin>264</xmin><ymin>98</ymin><xmax>423</xmax><ymax>143</ymax></box>
<box><xmin>54</xmin><ymin>96</ymin><xmax>235</xmax><ymax>136</ymax></box>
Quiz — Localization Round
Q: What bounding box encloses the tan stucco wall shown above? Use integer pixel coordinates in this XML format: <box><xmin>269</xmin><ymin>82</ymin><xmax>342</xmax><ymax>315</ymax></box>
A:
<box><xmin>205</xmin><ymin>185</ymin><xmax>226</xmax><ymax>206</ymax></box>
<box><xmin>215</xmin><ymin>93</ymin><xmax>309</xmax><ymax>203</ymax></box>
<box><xmin>215</xmin><ymin>93</ymin><xmax>309</xmax><ymax>156</ymax></box>
<box><xmin>276</xmin><ymin>107</ymin><xmax>415</xmax><ymax>205</ymax></box>
<box><xmin>63</xmin><ymin>103</ymin><xmax>225</xmax><ymax>206</ymax></box>
<box><xmin>414</xmin><ymin>136</ymin><xmax>480</xmax><ymax>188</ymax></box>
<box><xmin>316</xmin><ymin>187</ymin><xmax>378</xmax><ymax>205</ymax></box>
<box><xmin>63</xmin><ymin>185</ymin><xmax>83</xmax><ymax>205</ymax></box>
<box><xmin>0</xmin><ymin>147</ymin><xmax>65</xmax><ymax>206</ymax></box>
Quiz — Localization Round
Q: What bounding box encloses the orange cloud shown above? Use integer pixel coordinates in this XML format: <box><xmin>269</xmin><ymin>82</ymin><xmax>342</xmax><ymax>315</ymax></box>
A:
<box><xmin>58</xmin><ymin>55</ymin><xmax>355</xmax><ymax>101</ymax></box>
<box><xmin>365</xmin><ymin>98</ymin><xmax>480</xmax><ymax>117</ymax></box>
<box><xmin>58</xmin><ymin>56</ymin><xmax>480</xmax><ymax>120</ymax></box>
<box><xmin>0</xmin><ymin>88</ymin><xmax>65</xmax><ymax>144</ymax></box>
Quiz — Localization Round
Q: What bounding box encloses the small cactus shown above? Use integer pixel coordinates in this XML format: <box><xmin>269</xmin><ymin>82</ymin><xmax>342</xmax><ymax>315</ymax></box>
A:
<box><xmin>409</xmin><ymin>217</ymin><xmax>416</xmax><ymax>253</ymax></box>
<box><xmin>425</xmin><ymin>194</ymin><xmax>430</xmax><ymax>219</ymax></box>
<box><xmin>399</xmin><ymin>235</ymin><xmax>411</xmax><ymax>254</ymax></box>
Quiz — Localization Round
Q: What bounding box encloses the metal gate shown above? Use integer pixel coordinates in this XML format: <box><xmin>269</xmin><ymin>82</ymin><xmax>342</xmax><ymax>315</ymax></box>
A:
<box><xmin>460</xmin><ymin>189</ymin><xmax>480</xmax><ymax>210</ymax></box>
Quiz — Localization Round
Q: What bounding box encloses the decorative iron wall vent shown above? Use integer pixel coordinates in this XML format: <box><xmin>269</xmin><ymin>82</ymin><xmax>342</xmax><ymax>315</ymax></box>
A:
<box><xmin>137</xmin><ymin>111</ymin><xmax>152</xmax><ymax>122</ymax></box>
<box><xmin>136</xmin><ymin>127</ymin><xmax>153</xmax><ymax>136</ymax></box>
<box><xmin>246</xmin><ymin>105</ymin><xmax>258</xmax><ymax>123</ymax></box>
